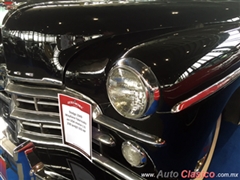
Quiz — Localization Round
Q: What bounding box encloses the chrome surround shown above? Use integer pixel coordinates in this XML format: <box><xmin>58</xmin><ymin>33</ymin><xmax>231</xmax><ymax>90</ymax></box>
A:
<box><xmin>106</xmin><ymin>58</ymin><xmax>160</xmax><ymax>120</ymax></box>
<box><xmin>172</xmin><ymin>67</ymin><xmax>240</xmax><ymax>113</ymax></box>
<box><xmin>121</xmin><ymin>140</ymin><xmax>147</xmax><ymax>168</ymax></box>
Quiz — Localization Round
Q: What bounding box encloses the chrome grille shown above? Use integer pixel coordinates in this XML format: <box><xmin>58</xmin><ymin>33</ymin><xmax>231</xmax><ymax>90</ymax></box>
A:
<box><xmin>17</xmin><ymin>95</ymin><xmax>59</xmax><ymax>113</ymax></box>
<box><xmin>6</xmin><ymin>82</ymin><xmax>79</xmax><ymax>140</ymax></box>
<box><xmin>5</xmin><ymin>81</ymin><xmax>116</xmax><ymax>149</ymax></box>
<box><xmin>4</xmin><ymin>80</ymin><xmax>164</xmax><ymax>148</ymax></box>
<box><xmin>13</xmin><ymin>93</ymin><xmax>61</xmax><ymax>138</ymax></box>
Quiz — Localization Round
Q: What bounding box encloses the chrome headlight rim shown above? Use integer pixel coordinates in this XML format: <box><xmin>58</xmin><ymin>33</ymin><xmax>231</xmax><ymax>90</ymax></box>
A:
<box><xmin>121</xmin><ymin>140</ymin><xmax>147</xmax><ymax>168</ymax></box>
<box><xmin>106</xmin><ymin>58</ymin><xmax>160</xmax><ymax>120</ymax></box>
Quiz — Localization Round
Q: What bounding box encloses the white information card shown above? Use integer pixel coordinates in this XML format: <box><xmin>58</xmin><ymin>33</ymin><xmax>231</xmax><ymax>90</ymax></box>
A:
<box><xmin>58</xmin><ymin>94</ymin><xmax>92</xmax><ymax>161</ymax></box>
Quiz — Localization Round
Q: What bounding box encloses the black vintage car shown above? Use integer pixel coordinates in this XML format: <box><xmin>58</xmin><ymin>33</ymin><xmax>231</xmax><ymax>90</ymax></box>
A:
<box><xmin>0</xmin><ymin>0</ymin><xmax>239</xmax><ymax>180</ymax></box>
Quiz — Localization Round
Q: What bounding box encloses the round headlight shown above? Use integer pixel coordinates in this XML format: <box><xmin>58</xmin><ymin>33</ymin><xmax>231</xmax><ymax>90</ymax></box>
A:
<box><xmin>122</xmin><ymin>141</ymin><xmax>147</xmax><ymax>167</ymax></box>
<box><xmin>107</xmin><ymin>58</ymin><xmax>160</xmax><ymax>120</ymax></box>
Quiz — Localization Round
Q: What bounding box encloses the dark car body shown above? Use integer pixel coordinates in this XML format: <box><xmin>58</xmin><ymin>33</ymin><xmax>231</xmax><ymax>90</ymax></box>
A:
<box><xmin>0</xmin><ymin>0</ymin><xmax>239</xmax><ymax>180</ymax></box>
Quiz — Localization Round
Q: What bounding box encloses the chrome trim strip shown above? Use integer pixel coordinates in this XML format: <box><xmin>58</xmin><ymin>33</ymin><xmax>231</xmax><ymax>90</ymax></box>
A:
<box><xmin>12</xmin><ymin>108</ymin><xmax>59</xmax><ymax>117</ymax></box>
<box><xmin>7</xmin><ymin>75</ymin><xmax>62</xmax><ymax>86</ymax></box>
<box><xmin>11</xmin><ymin>109</ymin><xmax>60</xmax><ymax>124</ymax></box>
<box><xmin>17</xmin><ymin>131</ymin><xmax>63</xmax><ymax>143</ymax></box>
<box><xmin>20</xmin><ymin>129</ymin><xmax>62</xmax><ymax>139</ymax></box>
<box><xmin>42</xmin><ymin>124</ymin><xmax>61</xmax><ymax>130</ymax></box>
<box><xmin>5</xmin><ymin>82</ymin><xmax>60</xmax><ymax>99</ymax></box>
<box><xmin>44</xmin><ymin>164</ymin><xmax>71</xmax><ymax>171</ymax></box>
<box><xmin>172</xmin><ymin>67</ymin><xmax>240</xmax><ymax>113</ymax></box>
<box><xmin>94</xmin><ymin>115</ymin><xmax>165</xmax><ymax>147</ymax></box>
<box><xmin>193</xmin><ymin>115</ymin><xmax>221</xmax><ymax>180</ymax></box>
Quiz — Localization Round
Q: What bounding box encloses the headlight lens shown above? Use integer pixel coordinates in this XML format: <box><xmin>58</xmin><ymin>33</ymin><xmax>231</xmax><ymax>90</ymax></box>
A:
<box><xmin>122</xmin><ymin>141</ymin><xmax>147</xmax><ymax>167</ymax></box>
<box><xmin>107</xmin><ymin>58</ymin><xmax>160</xmax><ymax>120</ymax></box>
<box><xmin>107</xmin><ymin>67</ymin><xmax>147</xmax><ymax>119</ymax></box>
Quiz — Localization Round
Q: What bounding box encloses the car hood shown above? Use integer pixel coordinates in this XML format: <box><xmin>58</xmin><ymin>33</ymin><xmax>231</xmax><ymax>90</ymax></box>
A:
<box><xmin>1</xmin><ymin>1</ymin><xmax>240</xmax><ymax>83</ymax></box>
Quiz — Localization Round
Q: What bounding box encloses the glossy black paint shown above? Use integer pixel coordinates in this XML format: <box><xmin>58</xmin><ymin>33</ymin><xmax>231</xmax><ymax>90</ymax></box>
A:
<box><xmin>2</xmin><ymin>1</ymin><xmax>240</xmax><ymax>81</ymax></box>
<box><xmin>124</xmin><ymin>24</ymin><xmax>240</xmax><ymax>104</ymax></box>
<box><xmin>1</xmin><ymin>1</ymin><xmax>240</xmax><ymax>180</ymax></box>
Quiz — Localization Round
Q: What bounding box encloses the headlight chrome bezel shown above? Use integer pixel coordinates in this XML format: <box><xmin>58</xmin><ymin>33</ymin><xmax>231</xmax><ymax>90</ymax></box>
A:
<box><xmin>106</xmin><ymin>58</ymin><xmax>160</xmax><ymax>120</ymax></box>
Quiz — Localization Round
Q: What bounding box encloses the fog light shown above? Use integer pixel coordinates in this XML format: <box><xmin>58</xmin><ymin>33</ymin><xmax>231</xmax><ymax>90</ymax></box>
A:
<box><xmin>121</xmin><ymin>141</ymin><xmax>147</xmax><ymax>167</ymax></box>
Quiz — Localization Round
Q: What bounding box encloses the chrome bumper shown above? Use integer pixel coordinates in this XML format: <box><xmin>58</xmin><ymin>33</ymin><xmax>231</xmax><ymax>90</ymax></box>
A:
<box><xmin>0</xmin><ymin>137</ymin><xmax>57</xmax><ymax>180</ymax></box>
<box><xmin>0</xmin><ymin>136</ymin><xmax>148</xmax><ymax>180</ymax></box>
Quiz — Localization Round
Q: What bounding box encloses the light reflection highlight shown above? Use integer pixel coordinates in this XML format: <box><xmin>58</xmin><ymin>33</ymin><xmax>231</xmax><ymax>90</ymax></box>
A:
<box><xmin>175</xmin><ymin>27</ymin><xmax>240</xmax><ymax>83</ymax></box>
<box><xmin>0</xmin><ymin>117</ymin><xmax>7</xmax><ymax>139</ymax></box>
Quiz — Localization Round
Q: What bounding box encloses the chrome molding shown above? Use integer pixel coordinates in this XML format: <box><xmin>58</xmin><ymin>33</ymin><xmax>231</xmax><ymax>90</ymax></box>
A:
<box><xmin>7</xmin><ymin>75</ymin><xmax>62</xmax><ymax>86</ymax></box>
<box><xmin>1</xmin><ymin>79</ymin><xmax>165</xmax><ymax>147</ymax></box>
<box><xmin>11</xmin><ymin>109</ymin><xmax>60</xmax><ymax>124</ymax></box>
<box><xmin>192</xmin><ymin>115</ymin><xmax>222</xmax><ymax>180</ymax></box>
<box><xmin>95</xmin><ymin>115</ymin><xmax>165</xmax><ymax>147</ymax></box>
<box><xmin>172</xmin><ymin>67</ymin><xmax>240</xmax><ymax>113</ymax></box>
<box><xmin>5</xmin><ymin>81</ymin><xmax>61</xmax><ymax>98</ymax></box>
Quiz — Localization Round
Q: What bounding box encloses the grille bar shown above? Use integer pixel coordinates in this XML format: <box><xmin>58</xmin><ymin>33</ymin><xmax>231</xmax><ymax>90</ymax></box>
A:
<box><xmin>20</xmin><ymin>129</ymin><xmax>62</xmax><ymax>139</ymax></box>
<box><xmin>42</xmin><ymin>124</ymin><xmax>61</xmax><ymax>130</ymax></box>
<box><xmin>22</xmin><ymin>121</ymin><xmax>61</xmax><ymax>130</ymax></box>
<box><xmin>11</xmin><ymin>109</ymin><xmax>60</xmax><ymax>124</ymax></box>
<box><xmin>6</xmin><ymin>81</ymin><xmax>116</xmax><ymax>148</ymax></box>
<box><xmin>17</xmin><ymin>98</ymin><xmax>58</xmax><ymax>106</ymax></box>
<box><xmin>5</xmin><ymin>82</ymin><xmax>59</xmax><ymax>99</ymax></box>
